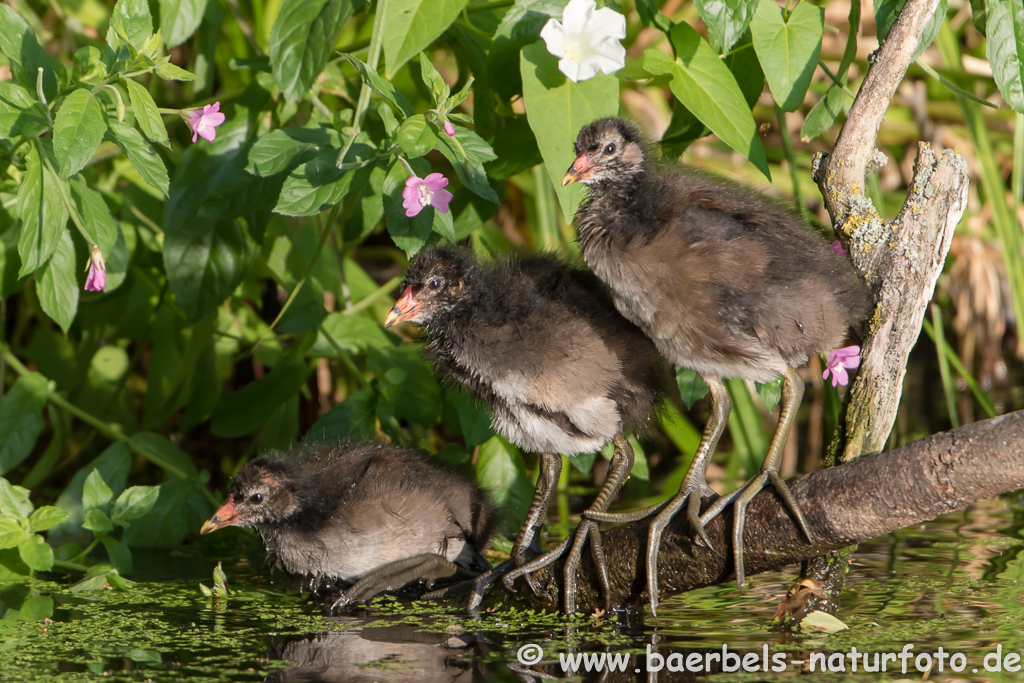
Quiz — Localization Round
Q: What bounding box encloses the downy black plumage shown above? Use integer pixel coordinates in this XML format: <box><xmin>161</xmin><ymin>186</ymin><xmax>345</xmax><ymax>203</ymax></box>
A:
<box><xmin>386</xmin><ymin>246</ymin><xmax>666</xmax><ymax>613</ymax></box>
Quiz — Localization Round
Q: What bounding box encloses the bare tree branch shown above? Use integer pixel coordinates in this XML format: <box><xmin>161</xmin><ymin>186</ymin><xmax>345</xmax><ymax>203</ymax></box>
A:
<box><xmin>489</xmin><ymin>411</ymin><xmax>1024</xmax><ymax>613</ymax></box>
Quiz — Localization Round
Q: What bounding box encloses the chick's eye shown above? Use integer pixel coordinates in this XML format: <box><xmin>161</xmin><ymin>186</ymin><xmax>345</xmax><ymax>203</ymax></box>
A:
<box><xmin>249</xmin><ymin>493</ymin><xmax>263</xmax><ymax>504</ymax></box>
<box><xmin>428</xmin><ymin>278</ymin><xmax>441</xmax><ymax>290</ymax></box>
<box><xmin>604</xmin><ymin>143</ymin><xmax>616</xmax><ymax>154</ymax></box>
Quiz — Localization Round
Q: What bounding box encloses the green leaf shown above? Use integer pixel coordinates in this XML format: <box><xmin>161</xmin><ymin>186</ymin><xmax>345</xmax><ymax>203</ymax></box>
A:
<box><xmin>124</xmin><ymin>79</ymin><xmax>170</xmax><ymax>147</ymax></box>
<box><xmin>211</xmin><ymin>362</ymin><xmax>312</xmax><ymax>437</ymax></box>
<box><xmin>396</xmin><ymin>114</ymin><xmax>435</xmax><ymax>158</ymax></box>
<box><xmin>800</xmin><ymin>83</ymin><xmax>845</xmax><ymax>140</ymax></box>
<box><xmin>105</xmin><ymin>121</ymin><xmax>171</xmax><ymax>196</ymax></box>
<box><xmin>163</xmin><ymin>217</ymin><xmax>247</xmax><ymax>321</ymax></box>
<box><xmin>750</xmin><ymin>0</ymin><xmax>822</xmax><ymax>112</ymax></box>
<box><xmin>154</xmin><ymin>60</ymin><xmax>197</xmax><ymax>81</ymax></box>
<box><xmin>383</xmin><ymin>158</ymin><xmax>434</xmax><ymax>256</ymax></box>
<box><xmin>0</xmin><ymin>373</ymin><xmax>48</xmax><ymax>475</ymax></box>
<box><xmin>876</xmin><ymin>0</ymin><xmax>946</xmax><ymax>60</ymax></box>
<box><xmin>644</xmin><ymin>23</ymin><xmax>770</xmax><ymax>179</ymax></box>
<box><xmin>245</xmin><ymin>127</ymin><xmax>341</xmax><ymax>176</ymax></box>
<box><xmin>158</xmin><ymin>0</ymin><xmax>210</xmax><ymax>48</ymax></box>
<box><xmin>676</xmin><ymin>366</ymin><xmax>709</xmax><ymax>408</ymax></box>
<box><xmin>0</xmin><ymin>82</ymin><xmax>48</xmax><ymax>138</ymax></box>
<box><xmin>18</xmin><ymin>535</ymin><xmax>53</xmax><ymax>571</ymax></box>
<box><xmin>100</xmin><ymin>535</ymin><xmax>132</xmax><ymax>573</ymax></box>
<box><xmin>447</xmin><ymin>388</ymin><xmax>494</xmax><ymax>447</ymax></box>
<box><xmin>433</xmin><ymin>127</ymin><xmax>499</xmax><ymax>204</ymax></box>
<box><xmin>108</xmin><ymin>0</ymin><xmax>153</xmax><ymax>51</ymax></box>
<box><xmin>0</xmin><ymin>5</ymin><xmax>62</xmax><ymax>100</ymax></box>
<box><xmin>28</xmin><ymin>506</ymin><xmax>68</xmax><ymax>532</ymax></box>
<box><xmin>314</xmin><ymin>313</ymin><xmax>395</xmax><ymax>356</ymax></box>
<box><xmin>52</xmin><ymin>88</ymin><xmax>108</xmax><ymax>179</ymax></box>
<box><xmin>306</xmin><ymin>386</ymin><xmax>379</xmax><ymax>442</ymax></box>
<box><xmin>131</xmin><ymin>433</ymin><xmax>198</xmax><ymax>479</ymax></box>
<box><xmin>474</xmin><ymin>436</ymin><xmax>533</xmax><ymax>531</ymax></box>
<box><xmin>635</xmin><ymin>0</ymin><xmax>673</xmax><ymax>32</ymax></box>
<box><xmin>916</xmin><ymin>58</ymin><xmax>996</xmax><ymax>108</ymax></box>
<box><xmin>269</xmin><ymin>0</ymin><xmax>353</xmax><ymax>103</ymax></box>
<box><xmin>695</xmin><ymin>0</ymin><xmax>757</xmax><ymax>53</ymax></box>
<box><xmin>340</xmin><ymin>54</ymin><xmax>415</xmax><ymax>117</ymax></box>
<box><xmin>368</xmin><ymin>346</ymin><xmax>442</xmax><ymax>428</ymax></box>
<box><xmin>70</xmin><ymin>177</ymin><xmax>118</xmax><ymax>255</ymax></box>
<box><xmin>83</xmin><ymin>508</ymin><xmax>114</xmax><ymax>532</ymax></box>
<box><xmin>110</xmin><ymin>486</ymin><xmax>159</xmax><ymax>524</ymax></box>
<box><xmin>120</xmin><ymin>478</ymin><xmax>210</xmax><ymax>548</ymax></box>
<box><xmin>986</xmin><ymin>0</ymin><xmax>1024</xmax><ymax>111</ymax></box>
<box><xmin>418</xmin><ymin>52</ymin><xmax>449</xmax><ymax>105</ymax></box>
<box><xmin>0</xmin><ymin>479</ymin><xmax>33</xmax><ymax>518</ymax></box>
<box><xmin>0</xmin><ymin>518</ymin><xmax>30</xmax><ymax>549</ymax></box>
<box><xmin>17</xmin><ymin>142</ymin><xmax>69</xmax><ymax>277</ymax></box>
<box><xmin>18</xmin><ymin>594</ymin><xmax>54</xmax><ymax>621</ymax></box>
<box><xmin>755</xmin><ymin>376</ymin><xmax>783</xmax><ymax>412</ymax></box>
<box><xmin>83</xmin><ymin>469</ymin><xmax>114</xmax><ymax>509</ymax></box>
<box><xmin>520</xmin><ymin>41</ymin><xmax>619</xmax><ymax>222</ymax></box>
<box><xmin>275</xmin><ymin>146</ymin><xmax>374</xmax><ymax>216</ymax></box>
<box><xmin>35</xmin><ymin>229</ymin><xmax>79</xmax><ymax>333</ymax></box>
<box><xmin>970</xmin><ymin>0</ymin><xmax>987</xmax><ymax>34</ymax></box>
<box><xmin>382</xmin><ymin>0</ymin><xmax>469</xmax><ymax>78</ymax></box>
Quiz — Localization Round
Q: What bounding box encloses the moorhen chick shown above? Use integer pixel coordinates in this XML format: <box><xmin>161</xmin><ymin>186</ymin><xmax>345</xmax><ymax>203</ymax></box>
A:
<box><xmin>563</xmin><ymin>118</ymin><xmax>871</xmax><ymax>613</ymax></box>
<box><xmin>200</xmin><ymin>442</ymin><xmax>492</xmax><ymax>610</ymax></box>
<box><xmin>385</xmin><ymin>246</ymin><xmax>664</xmax><ymax>613</ymax></box>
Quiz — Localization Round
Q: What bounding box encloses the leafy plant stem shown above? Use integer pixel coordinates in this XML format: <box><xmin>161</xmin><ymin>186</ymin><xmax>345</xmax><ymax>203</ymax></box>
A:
<box><xmin>37</xmin><ymin>141</ymin><xmax>99</xmax><ymax>248</ymax></box>
<box><xmin>260</xmin><ymin>203</ymin><xmax>343</xmax><ymax>347</ymax></box>
<box><xmin>337</xmin><ymin>0</ymin><xmax>388</xmax><ymax>167</ymax></box>
<box><xmin>930</xmin><ymin>304</ymin><xmax>959</xmax><ymax>428</ymax></box>
<box><xmin>816</xmin><ymin>59</ymin><xmax>857</xmax><ymax>100</ymax></box>
<box><xmin>920</xmin><ymin>318</ymin><xmax>997</xmax><ymax>418</ymax></box>
<box><xmin>346</xmin><ymin>275</ymin><xmax>402</xmax><ymax>315</ymax></box>
<box><xmin>774</xmin><ymin>104</ymin><xmax>811</xmax><ymax>223</ymax></box>
<box><xmin>51</xmin><ymin>558</ymin><xmax>91</xmax><ymax>573</ymax></box>
<box><xmin>937</xmin><ymin>24</ymin><xmax>1024</xmax><ymax>357</ymax></box>
<box><xmin>36</xmin><ymin>68</ymin><xmax>54</xmax><ymax>126</ymax></box>
<box><xmin>0</xmin><ymin>349</ymin><xmax>216</xmax><ymax>498</ymax></box>
<box><xmin>68</xmin><ymin>538</ymin><xmax>101</xmax><ymax>566</ymax></box>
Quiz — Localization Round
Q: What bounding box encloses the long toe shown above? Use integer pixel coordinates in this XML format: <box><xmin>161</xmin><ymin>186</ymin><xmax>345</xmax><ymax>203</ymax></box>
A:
<box><xmin>767</xmin><ymin>470</ymin><xmax>816</xmax><ymax>543</ymax></box>
<box><xmin>502</xmin><ymin>536</ymin><xmax>573</xmax><ymax>591</ymax></box>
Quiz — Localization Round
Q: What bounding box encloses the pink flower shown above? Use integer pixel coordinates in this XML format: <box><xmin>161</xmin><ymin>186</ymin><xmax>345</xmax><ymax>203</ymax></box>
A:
<box><xmin>84</xmin><ymin>246</ymin><xmax>106</xmax><ymax>292</ymax></box>
<box><xmin>444</xmin><ymin>120</ymin><xmax>455</xmax><ymax>137</ymax></box>
<box><xmin>402</xmin><ymin>173</ymin><xmax>453</xmax><ymax>217</ymax></box>
<box><xmin>823</xmin><ymin>345</ymin><xmax>861</xmax><ymax>387</ymax></box>
<box><xmin>186</xmin><ymin>102</ymin><xmax>226</xmax><ymax>143</ymax></box>
<box><xmin>831</xmin><ymin>240</ymin><xmax>847</xmax><ymax>257</ymax></box>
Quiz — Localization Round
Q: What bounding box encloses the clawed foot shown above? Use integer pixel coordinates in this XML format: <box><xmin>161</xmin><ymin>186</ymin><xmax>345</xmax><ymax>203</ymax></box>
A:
<box><xmin>700</xmin><ymin>467</ymin><xmax>815</xmax><ymax>589</ymax></box>
<box><xmin>643</xmin><ymin>478</ymin><xmax>717</xmax><ymax>617</ymax></box>
<box><xmin>502</xmin><ymin>518</ymin><xmax>611</xmax><ymax>614</ymax></box>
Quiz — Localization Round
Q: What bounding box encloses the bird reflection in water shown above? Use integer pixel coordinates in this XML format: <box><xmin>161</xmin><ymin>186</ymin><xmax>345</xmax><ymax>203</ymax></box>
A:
<box><xmin>265</xmin><ymin>626</ymin><xmax>487</xmax><ymax>683</ymax></box>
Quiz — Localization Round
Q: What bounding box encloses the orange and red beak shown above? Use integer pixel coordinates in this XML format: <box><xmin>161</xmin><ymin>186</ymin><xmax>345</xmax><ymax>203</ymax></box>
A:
<box><xmin>200</xmin><ymin>497</ymin><xmax>239</xmax><ymax>534</ymax></box>
<box><xmin>562</xmin><ymin>153</ymin><xmax>591</xmax><ymax>185</ymax></box>
<box><xmin>384</xmin><ymin>286</ymin><xmax>420</xmax><ymax>328</ymax></box>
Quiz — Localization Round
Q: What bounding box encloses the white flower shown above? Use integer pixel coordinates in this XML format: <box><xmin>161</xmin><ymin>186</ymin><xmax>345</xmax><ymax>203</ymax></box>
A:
<box><xmin>540</xmin><ymin>0</ymin><xmax>627</xmax><ymax>83</ymax></box>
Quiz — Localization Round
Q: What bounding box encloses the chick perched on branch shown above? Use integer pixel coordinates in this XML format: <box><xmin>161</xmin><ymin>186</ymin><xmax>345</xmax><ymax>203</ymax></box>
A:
<box><xmin>564</xmin><ymin>117</ymin><xmax>871</xmax><ymax>615</ymax></box>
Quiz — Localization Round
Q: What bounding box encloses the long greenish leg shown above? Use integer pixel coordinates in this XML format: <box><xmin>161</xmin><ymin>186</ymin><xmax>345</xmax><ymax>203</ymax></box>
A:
<box><xmin>503</xmin><ymin>453</ymin><xmax>562</xmax><ymax>595</ymax></box>
<box><xmin>645</xmin><ymin>376</ymin><xmax>731</xmax><ymax>617</ymax></box>
<box><xmin>504</xmin><ymin>433</ymin><xmax>635</xmax><ymax>613</ymax></box>
<box><xmin>562</xmin><ymin>432</ymin><xmax>634</xmax><ymax>613</ymax></box>
<box><xmin>700</xmin><ymin>366</ymin><xmax>814</xmax><ymax>588</ymax></box>
<box><xmin>331</xmin><ymin>554</ymin><xmax>459</xmax><ymax>611</ymax></box>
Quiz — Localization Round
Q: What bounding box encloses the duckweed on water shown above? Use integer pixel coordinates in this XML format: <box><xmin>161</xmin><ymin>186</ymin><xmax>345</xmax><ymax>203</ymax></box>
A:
<box><xmin>0</xmin><ymin>499</ymin><xmax>1023</xmax><ymax>681</ymax></box>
